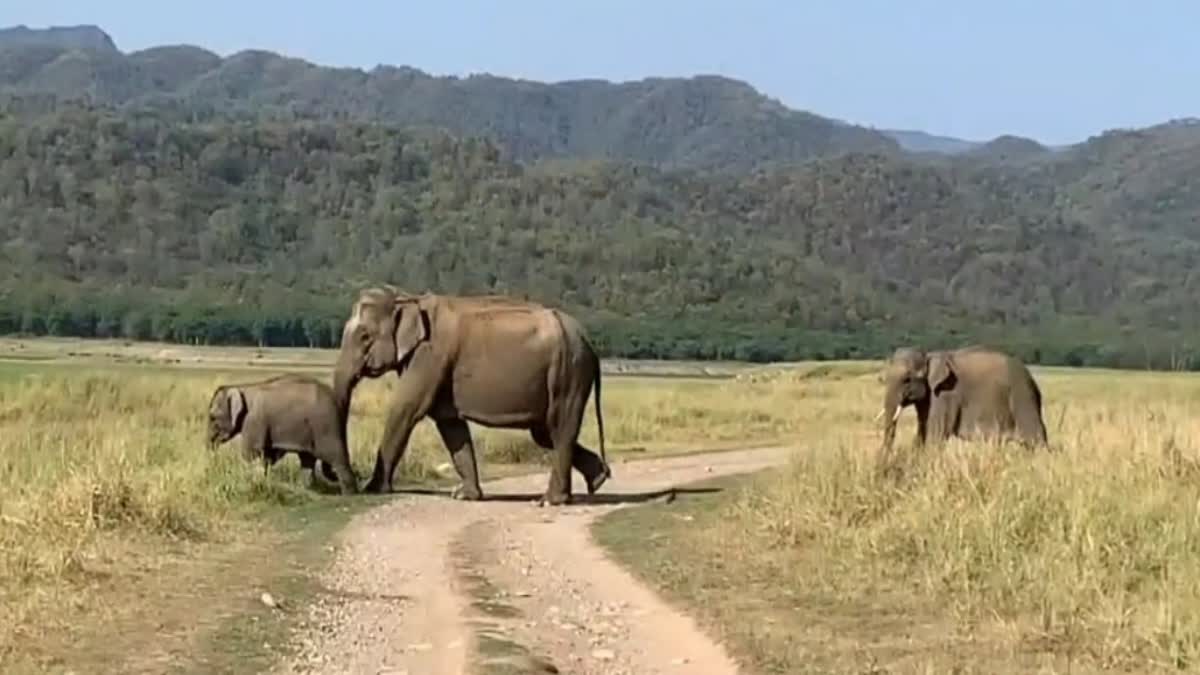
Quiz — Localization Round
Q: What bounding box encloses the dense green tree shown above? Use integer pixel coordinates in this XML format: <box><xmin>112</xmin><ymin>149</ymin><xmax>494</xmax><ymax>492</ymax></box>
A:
<box><xmin>1</xmin><ymin>101</ymin><xmax>1200</xmax><ymax>368</ymax></box>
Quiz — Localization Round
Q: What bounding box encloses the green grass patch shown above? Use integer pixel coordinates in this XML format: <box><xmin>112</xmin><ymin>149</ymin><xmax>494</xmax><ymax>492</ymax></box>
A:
<box><xmin>181</xmin><ymin>497</ymin><xmax>378</xmax><ymax>674</ymax></box>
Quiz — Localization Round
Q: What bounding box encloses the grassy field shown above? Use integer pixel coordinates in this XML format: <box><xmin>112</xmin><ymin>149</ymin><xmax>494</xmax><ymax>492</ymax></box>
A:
<box><xmin>10</xmin><ymin>336</ymin><xmax>1192</xmax><ymax>673</ymax></box>
<box><xmin>0</xmin><ymin>338</ymin><xmax>801</xmax><ymax>672</ymax></box>
<box><xmin>595</xmin><ymin>363</ymin><xmax>1200</xmax><ymax>673</ymax></box>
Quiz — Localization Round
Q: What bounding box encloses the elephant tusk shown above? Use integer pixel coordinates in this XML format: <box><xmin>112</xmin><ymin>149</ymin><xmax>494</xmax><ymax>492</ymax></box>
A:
<box><xmin>891</xmin><ymin>406</ymin><xmax>903</xmax><ymax>423</ymax></box>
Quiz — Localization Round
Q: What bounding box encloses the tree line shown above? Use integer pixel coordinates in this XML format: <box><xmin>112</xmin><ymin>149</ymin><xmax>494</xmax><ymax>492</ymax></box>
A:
<box><xmin>2</xmin><ymin>103</ymin><xmax>1200</xmax><ymax>368</ymax></box>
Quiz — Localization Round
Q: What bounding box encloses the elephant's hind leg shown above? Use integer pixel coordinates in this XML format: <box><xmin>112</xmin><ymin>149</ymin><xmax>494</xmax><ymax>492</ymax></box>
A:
<box><xmin>530</xmin><ymin>426</ymin><xmax>608</xmax><ymax>496</ymax></box>
<box><xmin>299</xmin><ymin>455</ymin><xmax>341</xmax><ymax>487</ymax></box>
<box><xmin>543</xmin><ymin>387</ymin><xmax>594</xmax><ymax>506</ymax></box>
<box><xmin>1011</xmin><ymin>394</ymin><xmax>1049</xmax><ymax>448</ymax></box>
<box><xmin>573</xmin><ymin>443</ymin><xmax>610</xmax><ymax>495</ymax></box>
<box><xmin>530</xmin><ymin>423</ymin><xmax>574</xmax><ymax>506</ymax></box>
<box><xmin>318</xmin><ymin>459</ymin><xmax>340</xmax><ymax>484</ymax></box>
<box><xmin>545</xmin><ymin>439</ymin><xmax>574</xmax><ymax>506</ymax></box>
<box><xmin>435</xmin><ymin>417</ymin><xmax>483</xmax><ymax>501</ymax></box>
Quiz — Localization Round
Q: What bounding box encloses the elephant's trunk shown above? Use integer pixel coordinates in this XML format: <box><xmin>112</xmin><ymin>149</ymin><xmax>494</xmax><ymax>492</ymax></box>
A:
<box><xmin>333</xmin><ymin>372</ymin><xmax>357</xmax><ymax>422</ymax></box>
<box><xmin>206</xmin><ymin>421</ymin><xmax>222</xmax><ymax>450</ymax></box>
<box><xmin>332</xmin><ymin>351</ymin><xmax>361</xmax><ymax>430</ymax></box>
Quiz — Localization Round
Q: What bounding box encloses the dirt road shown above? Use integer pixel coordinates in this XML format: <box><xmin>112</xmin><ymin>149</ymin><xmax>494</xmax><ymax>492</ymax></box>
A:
<box><xmin>273</xmin><ymin>445</ymin><xmax>793</xmax><ymax>675</ymax></box>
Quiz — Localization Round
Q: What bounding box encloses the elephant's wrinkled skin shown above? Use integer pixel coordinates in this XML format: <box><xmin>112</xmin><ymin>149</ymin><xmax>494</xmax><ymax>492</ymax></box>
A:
<box><xmin>332</xmin><ymin>288</ymin><xmax>610</xmax><ymax>505</ymax></box>
<box><xmin>879</xmin><ymin>346</ymin><xmax>1049</xmax><ymax>451</ymax></box>
<box><xmin>207</xmin><ymin>374</ymin><xmax>359</xmax><ymax>494</ymax></box>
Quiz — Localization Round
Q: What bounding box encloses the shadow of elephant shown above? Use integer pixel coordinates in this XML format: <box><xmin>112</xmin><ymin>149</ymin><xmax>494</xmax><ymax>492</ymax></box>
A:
<box><xmin>385</xmin><ymin>486</ymin><xmax>721</xmax><ymax>506</ymax></box>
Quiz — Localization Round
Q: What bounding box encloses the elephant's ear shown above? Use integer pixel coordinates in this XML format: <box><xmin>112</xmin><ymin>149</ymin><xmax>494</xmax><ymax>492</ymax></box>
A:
<box><xmin>227</xmin><ymin>387</ymin><xmax>247</xmax><ymax>428</ymax></box>
<box><xmin>393</xmin><ymin>301</ymin><xmax>429</xmax><ymax>364</ymax></box>
<box><xmin>928</xmin><ymin>354</ymin><xmax>956</xmax><ymax>392</ymax></box>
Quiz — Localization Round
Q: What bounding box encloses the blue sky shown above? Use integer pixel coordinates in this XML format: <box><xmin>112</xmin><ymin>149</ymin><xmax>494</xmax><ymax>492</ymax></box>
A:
<box><xmin>7</xmin><ymin>1</ymin><xmax>1198</xmax><ymax>145</ymax></box>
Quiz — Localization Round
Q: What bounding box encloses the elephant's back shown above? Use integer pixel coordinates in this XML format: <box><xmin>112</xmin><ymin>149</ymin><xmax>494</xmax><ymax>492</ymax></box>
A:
<box><xmin>255</xmin><ymin>375</ymin><xmax>336</xmax><ymax>413</ymax></box>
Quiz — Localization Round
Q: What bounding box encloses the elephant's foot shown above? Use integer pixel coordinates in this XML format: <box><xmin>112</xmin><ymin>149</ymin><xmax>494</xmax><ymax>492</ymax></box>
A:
<box><xmin>363</xmin><ymin>478</ymin><xmax>392</xmax><ymax>494</ymax></box>
<box><xmin>450</xmin><ymin>482</ymin><xmax>483</xmax><ymax>501</ymax></box>
<box><xmin>585</xmin><ymin>466</ymin><xmax>612</xmax><ymax>495</ymax></box>
<box><xmin>537</xmin><ymin>491</ymin><xmax>573</xmax><ymax>507</ymax></box>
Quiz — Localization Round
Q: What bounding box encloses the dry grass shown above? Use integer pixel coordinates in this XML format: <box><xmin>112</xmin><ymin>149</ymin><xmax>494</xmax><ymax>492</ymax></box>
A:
<box><xmin>14</xmin><ymin>338</ymin><xmax>1192</xmax><ymax>673</ymax></box>
<box><xmin>0</xmin><ymin>342</ymin><xmax>802</xmax><ymax>671</ymax></box>
<box><xmin>596</xmin><ymin>364</ymin><xmax>1200</xmax><ymax>673</ymax></box>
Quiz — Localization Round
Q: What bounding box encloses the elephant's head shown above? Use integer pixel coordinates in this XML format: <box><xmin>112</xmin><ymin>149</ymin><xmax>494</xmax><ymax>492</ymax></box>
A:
<box><xmin>878</xmin><ymin>347</ymin><xmax>934</xmax><ymax>451</ymax></box>
<box><xmin>207</xmin><ymin>385</ymin><xmax>246</xmax><ymax>448</ymax></box>
<box><xmin>332</xmin><ymin>287</ymin><xmax>430</xmax><ymax>409</ymax></box>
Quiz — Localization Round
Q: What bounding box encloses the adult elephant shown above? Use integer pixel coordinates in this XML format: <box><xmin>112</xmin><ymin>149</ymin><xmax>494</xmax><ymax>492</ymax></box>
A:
<box><xmin>877</xmin><ymin>345</ymin><xmax>1049</xmax><ymax>451</ymax></box>
<box><xmin>332</xmin><ymin>287</ymin><xmax>611</xmax><ymax>505</ymax></box>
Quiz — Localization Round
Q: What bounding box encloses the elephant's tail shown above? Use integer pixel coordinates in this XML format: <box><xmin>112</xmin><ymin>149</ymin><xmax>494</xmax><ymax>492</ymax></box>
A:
<box><xmin>593</xmin><ymin>359</ymin><xmax>609</xmax><ymax>475</ymax></box>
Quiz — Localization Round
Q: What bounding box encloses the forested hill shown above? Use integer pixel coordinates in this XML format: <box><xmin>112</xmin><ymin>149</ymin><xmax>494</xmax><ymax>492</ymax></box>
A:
<box><xmin>0</xmin><ymin>26</ymin><xmax>897</xmax><ymax>172</ymax></box>
<box><xmin>3</xmin><ymin>101</ymin><xmax>1200</xmax><ymax>367</ymax></box>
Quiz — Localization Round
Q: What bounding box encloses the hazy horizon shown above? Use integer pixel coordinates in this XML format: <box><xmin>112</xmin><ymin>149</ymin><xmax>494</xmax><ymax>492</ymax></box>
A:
<box><xmin>7</xmin><ymin>1</ymin><xmax>1200</xmax><ymax>146</ymax></box>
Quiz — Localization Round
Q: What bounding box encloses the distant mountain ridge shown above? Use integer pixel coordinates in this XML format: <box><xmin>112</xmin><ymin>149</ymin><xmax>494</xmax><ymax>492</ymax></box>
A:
<box><xmin>962</xmin><ymin>134</ymin><xmax>1052</xmax><ymax>162</ymax></box>
<box><xmin>0</xmin><ymin>24</ymin><xmax>1089</xmax><ymax>167</ymax></box>
<box><xmin>0</xmin><ymin>24</ymin><xmax>117</xmax><ymax>53</ymax></box>
<box><xmin>873</xmin><ymin>127</ymin><xmax>1065</xmax><ymax>157</ymax></box>
<box><xmin>0</xmin><ymin>24</ymin><xmax>902</xmax><ymax>170</ymax></box>
<box><xmin>880</xmin><ymin>129</ymin><xmax>983</xmax><ymax>154</ymax></box>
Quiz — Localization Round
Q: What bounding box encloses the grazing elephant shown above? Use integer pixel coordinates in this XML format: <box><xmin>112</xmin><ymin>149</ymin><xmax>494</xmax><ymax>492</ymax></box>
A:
<box><xmin>332</xmin><ymin>287</ymin><xmax>610</xmax><ymax>505</ymax></box>
<box><xmin>207</xmin><ymin>373</ymin><xmax>359</xmax><ymax>494</ymax></box>
<box><xmin>878</xmin><ymin>345</ymin><xmax>1048</xmax><ymax>451</ymax></box>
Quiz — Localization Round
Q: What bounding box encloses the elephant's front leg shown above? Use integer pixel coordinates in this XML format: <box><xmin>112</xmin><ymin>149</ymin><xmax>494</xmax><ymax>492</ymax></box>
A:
<box><xmin>434</xmin><ymin>417</ymin><xmax>483</xmax><ymax>501</ymax></box>
<box><xmin>364</xmin><ymin>412</ymin><xmax>420</xmax><ymax>494</ymax></box>
<box><xmin>914</xmin><ymin>398</ymin><xmax>930</xmax><ymax>447</ymax></box>
<box><xmin>365</xmin><ymin>382</ymin><xmax>435</xmax><ymax>494</ymax></box>
<box><xmin>240</xmin><ymin>424</ymin><xmax>269</xmax><ymax>470</ymax></box>
<box><xmin>364</xmin><ymin>365</ymin><xmax>442</xmax><ymax>494</ymax></box>
<box><xmin>928</xmin><ymin>394</ymin><xmax>961</xmax><ymax>444</ymax></box>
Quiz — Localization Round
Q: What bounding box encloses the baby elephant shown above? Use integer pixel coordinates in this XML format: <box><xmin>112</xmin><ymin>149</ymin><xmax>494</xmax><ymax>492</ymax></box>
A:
<box><xmin>206</xmin><ymin>373</ymin><xmax>359</xmax><ymax>494</ymax></box>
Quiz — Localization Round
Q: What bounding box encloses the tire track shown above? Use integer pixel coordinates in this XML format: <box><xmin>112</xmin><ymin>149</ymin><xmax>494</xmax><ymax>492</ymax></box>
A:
<box><xmin>274</xmin><ymin>445</ymin><xmax>792</xmax><ymax>674</ymax></box>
